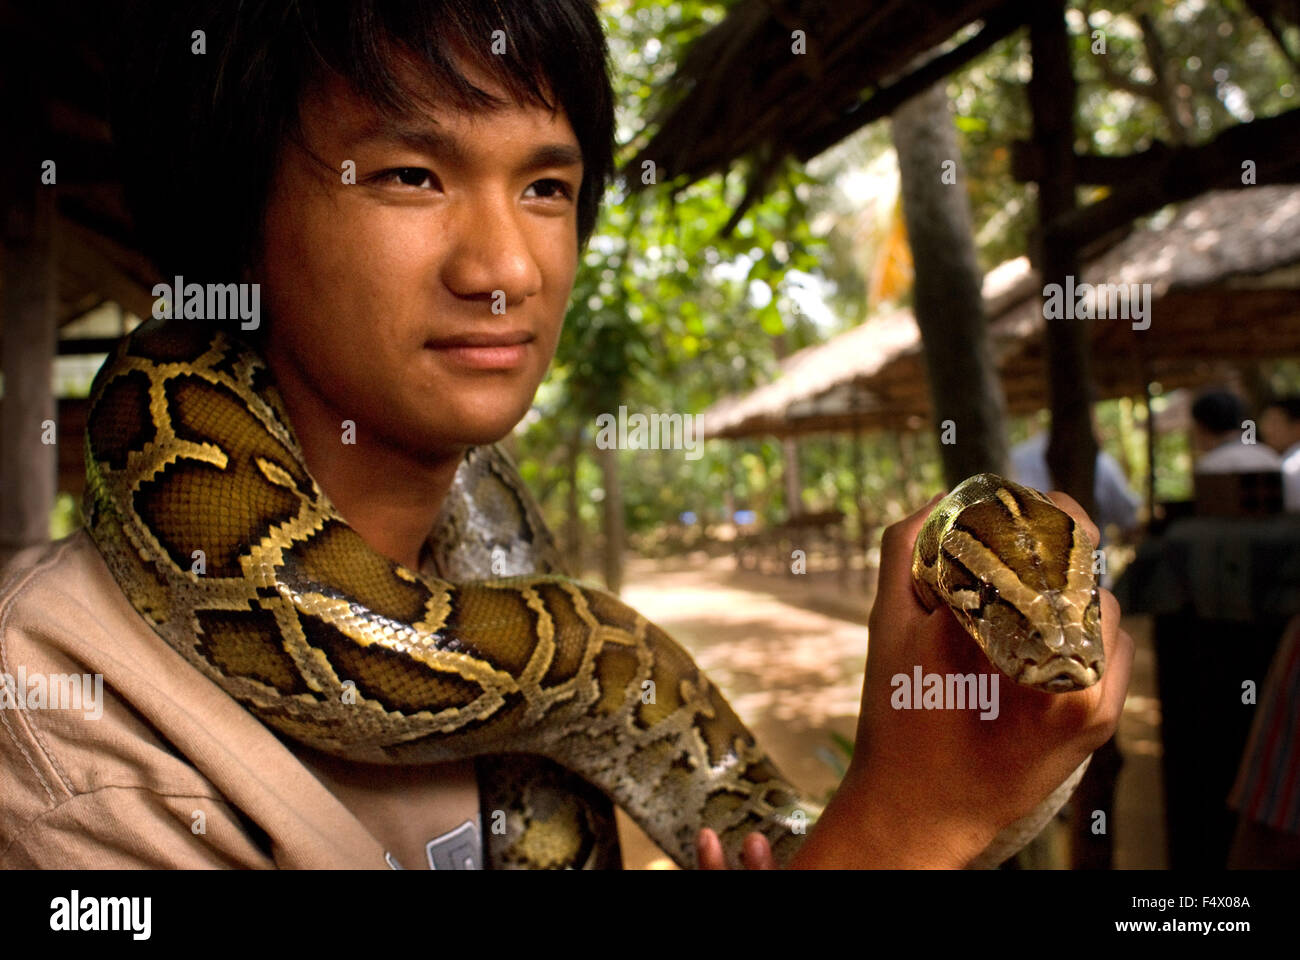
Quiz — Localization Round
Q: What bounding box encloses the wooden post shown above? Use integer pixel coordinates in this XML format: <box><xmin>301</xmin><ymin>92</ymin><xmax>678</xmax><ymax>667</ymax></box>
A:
<box><xmin>782</xmin><ymin>436</ymin><xmax>803</xmax><ymax>519</ymax></box>
<box><xmin>1144</xmin><ymin>378</ymin><xmax>1158</xmax><ymax>523</ymax></box>
<box><xmin>1030</xmin><ymin>2</ymin><xmax>1098</xmax><ymax>513</ymax></box>
<box><xmin>1</xmin><ymin>50</ymin><xmax>58</xmax><ymax>567</ymax></box>
<box><xmin>853</xmin><ymin>419</ymin><xmax>868</xmax><ymax>589</ymax></box>
<box><xmin>723</xmin><ymin>442</ymin><xmax>736</xmax><ymax>525</ymax></box>
<box><xmin>1029</xmin><ymin>0</ymin><xmax>1116</xmax><ymax>871</ymax></box>
<box><xmin>563</xmin><ymin>424</ymin><xmax>583</xmax><ymax>575</ymax></box>
<box><xmin>835</xmin><ymin>432</ymin><xmax>848</xmax><ymax>585</ymax></box>
<box><xmin>597</xmin><ymin>441</ymin><xmax>624</xmax><ymax>596</ymax></box>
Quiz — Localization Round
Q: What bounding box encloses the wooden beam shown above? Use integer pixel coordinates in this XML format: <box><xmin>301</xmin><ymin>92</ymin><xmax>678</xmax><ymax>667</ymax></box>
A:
<box><xmin>1011</xmin><ymin>141</ymin><xmax>1175</xmax><ymax>184</ymax></box>
<box><xmin>1049</xmin><ymin>107</ymin><xmax>1300</xmax><ymax>249</ymax></box>
<box><xmin>795</xmin><ymin>4</ymin><xmax>1027</xmax><ymax>162</ymax></box>
<box><xmin>58</xmin><ymin>215</ymin><xmax>158</xmax><ymax>320</ymax></box>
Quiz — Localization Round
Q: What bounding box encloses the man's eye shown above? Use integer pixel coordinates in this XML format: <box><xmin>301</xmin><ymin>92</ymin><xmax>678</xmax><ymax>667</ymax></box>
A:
<box><xmin>376</xmin><ymin>167</ymin><xmax>435</xmax><ymax>189</ymax></box>
<box><xmin>525</xmin><ymin>179</ymin><xmax>573</xmax><ymax>201</ymax></box>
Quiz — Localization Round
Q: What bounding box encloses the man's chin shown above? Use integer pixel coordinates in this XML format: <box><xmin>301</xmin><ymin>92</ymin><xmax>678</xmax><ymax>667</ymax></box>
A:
<box><xmin>412</xmin><ymin>418</ymin><xmax>521</xmax><ymax>455</ymax></box>
<box><xmin>397</xmin><ymin>393</ymin><xmax>532</xmax><ymax>456</ymax></box>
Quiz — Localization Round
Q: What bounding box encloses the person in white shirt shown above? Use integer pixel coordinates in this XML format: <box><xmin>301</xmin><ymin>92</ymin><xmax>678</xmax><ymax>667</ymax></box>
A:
<box><xmin>1010</xmin><ymin>426</ymin><xmax>1140</xmax><ymax>544</ymax></box>
<box><xmin>1260</xmin><ymin>396</ymin><xmax>1300</xmax><ymax>512</ymax></box>
<box><xmin>1191</xmin><ymin>390</ymin><xmax>1283</xmax><ymax>475</ymax></box>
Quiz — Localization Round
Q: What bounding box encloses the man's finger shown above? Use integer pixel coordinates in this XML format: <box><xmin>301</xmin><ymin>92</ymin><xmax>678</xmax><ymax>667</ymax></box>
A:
<box><xmin>1045</xmin><ymin>491</ymin><xmax>1101</xmax><ymax>549</ymax></box>
<box><xmin>874</xmin><ymin>491</ymin><xmax>945</xmax><ymax>609</ymax></box>
<box><xmin>742</xmin><ymin>832</ymin><xmax>775</xmax><ymax>870</ymax></box>
<box><xmin>697</xmin><ymin>828</ymin><xmax>724</xmax><ymax>870</ymax></box>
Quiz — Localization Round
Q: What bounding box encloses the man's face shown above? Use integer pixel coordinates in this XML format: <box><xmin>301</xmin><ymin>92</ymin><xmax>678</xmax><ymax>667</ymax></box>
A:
<box><xmin>255</xmin><ymin>57</ymin><xmax>583</xmax><ymax>459</ymax></box>
<box><xmin>1260</xmin><ymin>407</ymin><xmax>1287</xmax><ymax>451</ymax></box>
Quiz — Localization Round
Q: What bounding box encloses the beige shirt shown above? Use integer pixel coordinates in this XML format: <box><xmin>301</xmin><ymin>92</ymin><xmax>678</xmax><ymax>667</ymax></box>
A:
<box><xmin>0</xmin><ymin>531</ymin><xmax>482</xmax><ymax>869</ymax></box>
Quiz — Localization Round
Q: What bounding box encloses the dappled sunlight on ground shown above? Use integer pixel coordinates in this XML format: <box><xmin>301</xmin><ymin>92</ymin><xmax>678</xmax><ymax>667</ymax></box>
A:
<box><xmin>621</xmin><ymin>562</ymin><xmax>868</xmax><ymax>791</ymax></box>
<box><xmin>615</xmin><ymin>555</ymin><xmax>868</xmax><ymax>868</ymax></box>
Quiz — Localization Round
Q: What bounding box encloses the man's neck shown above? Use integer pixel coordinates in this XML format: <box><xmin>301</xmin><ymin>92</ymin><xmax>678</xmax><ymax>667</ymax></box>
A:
<box><xmin>304</xmin><ymin>428</ymin><xmax>464</xmax><ymax>572</ymax></box>
<box><xmin>267</xmin><ymin>363</ymin><xmax>466</xmax><ymax>571</ymax></box>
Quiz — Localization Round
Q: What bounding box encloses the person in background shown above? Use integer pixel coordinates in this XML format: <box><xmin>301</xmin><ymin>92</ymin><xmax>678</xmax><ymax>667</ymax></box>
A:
<box><xmin>1228</xmin><ymin>613</ymin><xmax>1300</xmax><ymax>869</ymax></box>
<box><xmin>1010</xmin><ymin>417</ymin><xmax>1141</xmax><ymax>546</ymax></box>
<box><xmin>1260</xmin><ymin>395</ymin><xmax>1300</xmax><ymax>512</ymax></box>
<box><xmin>1191</xmin><ymin>389</ymin><xmax>1283</xmax><ymax>475</ymax></box>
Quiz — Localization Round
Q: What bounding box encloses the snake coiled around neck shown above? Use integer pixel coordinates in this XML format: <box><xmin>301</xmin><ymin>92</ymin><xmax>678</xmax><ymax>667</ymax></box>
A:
<box><xmin>84</xmin><ymin>318</ymin><xmax>1102</xmax><ymax>869</ymax></box>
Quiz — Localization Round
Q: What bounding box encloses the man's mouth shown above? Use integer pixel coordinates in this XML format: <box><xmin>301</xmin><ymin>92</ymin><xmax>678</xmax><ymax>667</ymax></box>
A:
<box><xmin>424</xmin><ymin>330</ymin><xmax>535</xmax><ymax>370</ymax></box>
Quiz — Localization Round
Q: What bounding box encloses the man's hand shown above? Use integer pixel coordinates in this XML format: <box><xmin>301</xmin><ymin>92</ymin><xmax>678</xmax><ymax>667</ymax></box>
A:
<box><xmin>790</xmin><ymin>490</ymin><xmax>1134</xmax><ymax>868</ymax></box>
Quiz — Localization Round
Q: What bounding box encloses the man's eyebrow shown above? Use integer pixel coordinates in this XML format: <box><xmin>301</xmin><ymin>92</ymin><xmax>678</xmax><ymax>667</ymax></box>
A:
<box><xmin>351</xmin><ymin>119</ymin><xmax>583</xmax><ymax>171</ymax></box>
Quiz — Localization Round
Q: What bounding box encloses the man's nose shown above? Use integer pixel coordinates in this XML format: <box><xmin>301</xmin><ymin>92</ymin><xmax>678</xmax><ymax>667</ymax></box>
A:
<box><xmin>442</xmin><ymin>197</ymin><xmax>542</xmax><ymax>308</ymax></box>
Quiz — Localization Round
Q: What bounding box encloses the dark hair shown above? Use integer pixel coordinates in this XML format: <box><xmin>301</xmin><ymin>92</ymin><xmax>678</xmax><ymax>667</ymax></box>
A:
<box><xmin>110</xmin><ymin>0</ymin><xmax>615</xmax><ymax>284</ymax></box>
<box><xmin>1264</xmin><ymin>395</ymin><xmax>1300</xmax><ymax>422</ymax></box>
<box><xmin>1191</xmin><ymin>390</ymin><xmax>1247</xmax><ymax>434</ymax></box>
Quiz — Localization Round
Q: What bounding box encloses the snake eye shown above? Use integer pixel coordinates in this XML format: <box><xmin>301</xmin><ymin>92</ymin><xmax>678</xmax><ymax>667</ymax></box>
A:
<box><xmin>981</xmin><ymin>582</ymin><xmax>1000</xmax><ymax>604</ymax></box>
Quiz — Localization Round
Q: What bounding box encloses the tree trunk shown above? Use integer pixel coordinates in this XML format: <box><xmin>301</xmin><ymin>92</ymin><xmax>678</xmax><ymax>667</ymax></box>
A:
<box><xmin>892</xmin><ymin>82</ymin><xmax>1010</xmax><ymax>487</ymax></box>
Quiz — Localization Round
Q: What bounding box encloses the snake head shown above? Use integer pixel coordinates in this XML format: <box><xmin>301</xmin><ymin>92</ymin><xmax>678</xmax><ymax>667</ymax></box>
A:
<box><xmin>918</xmin><ymin>475</ymin><xmax>1106</xmax><ymax>693</ymax></box>
<box><xmin>990</xmin><ymin>583</ymin><xmax>1105</xmax><ymax>692</ymax></box>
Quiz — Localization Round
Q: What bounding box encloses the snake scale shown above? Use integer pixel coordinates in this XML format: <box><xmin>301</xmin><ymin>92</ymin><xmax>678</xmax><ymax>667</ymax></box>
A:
<box><xmin>84</xmin><ymin>318</ymin><xmax>1103</xmax><ymax>869</ymax></box>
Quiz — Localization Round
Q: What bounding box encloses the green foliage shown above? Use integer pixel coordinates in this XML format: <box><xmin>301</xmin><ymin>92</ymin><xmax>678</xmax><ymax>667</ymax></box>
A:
<box><xmin>519</xmin><ymin>0</ymin><xmax>834</xmax><ymax>547</ymax></box>
<box><xmin>49</xmin><ymin>492</ymin><xmax>81</xmax><ymax>541</ymax></box>
<box><xmin>517</xmin><ymin>0</ymin><xmax>1298</xmax><ymax>560</ymax></box>
<box><xmin>950</xmin><ymin>0</ymin><xmax>1297</xmax><ymax>270</ymax></box>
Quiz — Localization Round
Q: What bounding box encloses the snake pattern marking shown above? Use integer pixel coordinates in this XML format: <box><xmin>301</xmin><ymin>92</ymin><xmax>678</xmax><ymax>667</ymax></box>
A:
<box><xmin>84</xmin><ymin>318</ymin><xmax>1102</xmax><ymax>869</ymax></box>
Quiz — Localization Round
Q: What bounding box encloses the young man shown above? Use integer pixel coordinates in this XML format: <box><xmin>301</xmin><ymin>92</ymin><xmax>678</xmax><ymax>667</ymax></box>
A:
<box><xmin>1191</xmin><ymin>389</ymin><xmax>1283</xmax><ymax>475</ymax></box>
<box><xmin>0</xmin><ymin>0</ymin><xmax>1130</xmax><ymax>869</ymax></box>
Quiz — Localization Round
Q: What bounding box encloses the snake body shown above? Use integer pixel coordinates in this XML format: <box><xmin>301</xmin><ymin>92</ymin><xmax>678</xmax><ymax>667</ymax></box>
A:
<box><xmin>84</xmin><ymin>319</ymin><xmax>1102</xmax><ymax>869</ymax></box>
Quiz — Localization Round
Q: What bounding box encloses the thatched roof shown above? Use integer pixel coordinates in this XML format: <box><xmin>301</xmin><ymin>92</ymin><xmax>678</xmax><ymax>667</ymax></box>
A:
<box><xmin>700</xmin><ymin>186</ymin><xmax>1300</xmax><ymax>439</ymax></box>
<box><xmin>626</xmin><ymin>0</ymin><xmax>1019</xmax><ymax>213</ymax></box>
<box><xmin>626</xmin><ymin>0</ymin><xmax>1300</xmax><ymax>232</ymax></box>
